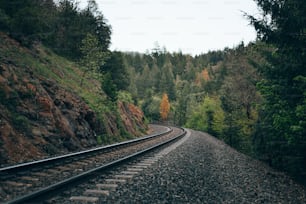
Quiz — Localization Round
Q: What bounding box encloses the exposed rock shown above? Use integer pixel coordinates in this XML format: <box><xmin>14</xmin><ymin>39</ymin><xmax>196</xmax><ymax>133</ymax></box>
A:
<box><xmin>0</xmin><ymin>61</ymin><xmax>98</xmax><ymax>164</ymax></box>
<box><xmin>0</xmin><ymin>33</ymin><xmax>148</xmax><ymax>166</ymax></box>
<box><xmin>118</xmin><ymin>101</ymin><xmax>147</xmax><ymax>136</ymax></box>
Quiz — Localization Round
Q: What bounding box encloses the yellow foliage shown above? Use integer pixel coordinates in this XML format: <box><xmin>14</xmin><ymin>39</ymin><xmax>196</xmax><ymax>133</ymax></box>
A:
<box><xmin>160</xmin><ymin>93</ymin><xmax>170</xmax><ymax>121</ymax></box>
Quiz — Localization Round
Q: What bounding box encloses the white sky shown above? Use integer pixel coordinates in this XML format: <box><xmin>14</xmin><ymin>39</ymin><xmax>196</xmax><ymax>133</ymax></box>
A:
<box><xmin>79</xmin><ymin>0</ymin><xmax>259</xmax><ymax>55</ymax></box>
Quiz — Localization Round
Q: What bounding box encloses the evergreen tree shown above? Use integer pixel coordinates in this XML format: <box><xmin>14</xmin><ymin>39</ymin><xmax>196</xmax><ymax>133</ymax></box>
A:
<box><xmin>0</xmin><ymin>0</ymin><xmax>57</xmax><ymax>45</ymax></box>
<box><xmin>174</xmin><ymin>80</ymin><xmax>190</xmax><ymax>126</ymax></box>
<box><xmin>159</xmin><ymin>60</ymin><xmax>176</xmax><ymax>100</ymax></box>
<box><xmin>142</xmin><ymin>91</ymin><xmax>161</xmax><ymax>121</ymax></box>
<box><xmin>183</xmin><ymin>56</ymin><xmax>196</xmax><ymax>81</ymax></box>
<box><xmin>126</xmin><ymin>66</ymin><xmax>138</xmax><ymax>99</ymax></box>
<box><xmin>101</xmin><ymin>51</ymin><xmax>129</xmax><ymax>91</ymax></box>
<box><xmin>151</xmin><ymin>63</ymin><xmax>161</xmax><ymax>91</ymax></box>
<box><xmin>101</xmin><ymin>72</ymin><xmax>117</xmax><ymax>102</ymax></box>
<box><xmin>136</xmin><ymin>64</ymin><xmax>151</xmax><ymax>98</ymax></box>
<box><xmin>247</xmin><ymin>0</ymin><xmax>306</xmax><ymax>180</ymax></box>
<box><xmin>49</xmin><ymin>0</ymin><xmax>111</xmax><ymax>59</ymax></box>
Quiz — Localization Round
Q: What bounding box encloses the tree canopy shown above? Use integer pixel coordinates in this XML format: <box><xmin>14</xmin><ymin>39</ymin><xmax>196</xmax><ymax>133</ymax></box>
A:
<box><xmin>0</xmin><ymin>0</ymin><xmax>111</xmax><ymax>58</ymax></box>
<box><xmin>1</xmin><ymin>0</ymin><xmax>305</xmax><ymax>185</ymax></box>
<box><xmin>246</xmin><ymin>0</ymin><xmax>306</xmax><ymax>180</ymax></box>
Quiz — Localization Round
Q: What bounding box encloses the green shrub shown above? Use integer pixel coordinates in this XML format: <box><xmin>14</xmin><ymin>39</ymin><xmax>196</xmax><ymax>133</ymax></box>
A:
<box><xmin>12</xmin><ymin>115</ymin><xmax>30</xmax><ymax>133</ymax></box>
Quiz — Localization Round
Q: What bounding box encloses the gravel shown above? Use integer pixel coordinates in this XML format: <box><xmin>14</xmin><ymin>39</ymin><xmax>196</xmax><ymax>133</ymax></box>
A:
<box><xmin>0</xmin><ymin>125</ymin><xmax>176</xmax><ymax>203</ymax></box>
<box><xmin>104</xmin><ymin>129</ymin><xmax>306</xmax><ymax>203</ymax></box>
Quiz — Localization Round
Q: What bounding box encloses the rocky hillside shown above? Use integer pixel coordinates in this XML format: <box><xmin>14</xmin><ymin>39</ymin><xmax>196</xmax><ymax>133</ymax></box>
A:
<box><xmin>0</xmin><ymin>33</ymin><xmax>148</xmax><ymax>166</ymax></box>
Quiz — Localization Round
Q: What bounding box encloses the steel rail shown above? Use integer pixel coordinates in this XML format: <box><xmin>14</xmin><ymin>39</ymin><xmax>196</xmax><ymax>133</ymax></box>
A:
<box><xmin>5</xmin><ymin>127</ymin><xmax>186</xmax><ymax>204</ymax></box>
<box><xmin>0</xmin><ymin>125</ymin><xmax>171</xmax><ymax>174</ymax></box>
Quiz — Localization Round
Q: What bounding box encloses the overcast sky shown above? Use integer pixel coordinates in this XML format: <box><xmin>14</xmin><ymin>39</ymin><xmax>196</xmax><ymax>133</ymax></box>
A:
<box><xmin>79</xmin><ymin>0</ymin><xmax>259</xmax><ymax>55</ymax></box>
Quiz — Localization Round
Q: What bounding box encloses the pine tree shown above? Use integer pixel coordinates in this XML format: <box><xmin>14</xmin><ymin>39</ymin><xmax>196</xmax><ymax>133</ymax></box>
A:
<box><xmin>247</xmin><ymin>0</ymin><xmax>306</xmax><ymax>181</ymax></box>
<box><xmin>101</xmin><ymin>51</ymin><xmax>129</xmax><ymax>91</ymax></box>
<box><xmin>159</xmin><ymin>60</ymin><xmax>176</xmax><ymax>100</ymax></box>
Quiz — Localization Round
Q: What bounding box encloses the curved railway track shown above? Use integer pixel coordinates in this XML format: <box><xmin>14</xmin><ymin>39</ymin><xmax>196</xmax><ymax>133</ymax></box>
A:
<box><xmin>0</xmin><ymin>125</ymin><xmax>186</xmax><ymax>204</ymax></box>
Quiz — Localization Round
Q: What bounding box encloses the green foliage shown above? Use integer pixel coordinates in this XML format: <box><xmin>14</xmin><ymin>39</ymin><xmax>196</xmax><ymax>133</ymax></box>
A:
<box><xmin>101</xmin><ymin>72</ymin><xmax>117</xmax><ymax>102</ymax></box>
<box><xmin>247</xmin><ymin>0</ymin><xmax>306</xmax><ymax>181</ymax></box>
<box><xmin>173</xmin><ymin>80</ymin><xmax>190</xmax><ymax>126</ymax></box>
<box><xmin>79</xmin><ymin>33</ymin><xmax>107</xmax><ymax>86</ymax></box>
<box><xmin>0</xmin><ymin>0</ymin><xmax>111</xmax><ymax>58</ymax></box>
<box><xmin>186</xmin><ymin>96</ymin><xmax>225</xmax><ymax>137</ymax></box>
<box><xmin>215</xmin><ymin>44</ymin><xmax>261</xmax><ymax>154</ymax></box>
<box><xmin>117</xmin><ymin>91</ymin><xmax>134</xmax><ymax>104</ymax></box>
<box><xmin>159</xmin><ymin>60</ymin><xmax>176</xmax><ymax>100</ymax></box>
<box><xmin>222</xmin><ymin>112</ymin><xmax>254</xmax><ymax>154</ymax></box>
<box><xmin>101</xmin><ymin>51</ymin><xmax>129</xmax><ymax>91</ymax></box>
<box><xmin>122</xmin><ymin>44</ymin><xmax>261</xmax><ymax>153</ymax></box>
<box><xmin>142</xmin><ymin>94</ymin><xmax>161</xmax><ymax>121</ymax></box>
<box><xmin>12</xmin><ymin>114</ymin><xmax>30</xmax><ymax>133</ymax></box>
<box><xmin>4</xmin><ymin>0</ymin><xmax>305</xmax><ymax>184</ymax></box>
<box><xmin>0</xmin><ymin>1</ymin><xmax>141</xmax><ymax>148</ymax></box>
<box><xmin>0</xmin><ymin>0</ymin><xmax>56</xmax><ymax>45</ymax></box>
<box><xmin>0</xmin><ymin>8</ymin><xmax>10</xmax><ymax>31</ymax></box>
<box><xmin>96</xmin><ymin>135</ymin><xmax>103</xmax><ymax>145</ymax></box>
<box><xmin>135</xmin><ymin>64</ymin><xmax>152</xmax><ymax>98</ymax></box>
<box><xmin>51</xmin><ymin>0</ymin><xmax>111</xmax><ymax>59</ymax></box>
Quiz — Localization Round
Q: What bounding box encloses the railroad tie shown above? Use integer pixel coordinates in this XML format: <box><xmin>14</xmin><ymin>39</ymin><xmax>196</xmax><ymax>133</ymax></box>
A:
<box><xmin>120</xmin><ymin>171</ymin><xmax>139</xmax><ymax>175</ymax></box>
<box><xmin>143</xmin><ymin>157</ymin><xmax>159</xmax><ymax>161</ymax></box>
<box><xmin>141</xmin><ymin>160</ymin><xmax>157</xmax><ymax>164</ymax></box>
<box><xmin>46</xmin><ymin>169</ymin><xmax>60</xmax><ymax>174</ymax></box>
<box><xmin>70</xmin><ymin>196</ymin><xmax>99</xmax><ymax>202</ymax></box>
<box><xmin>114</xmin><ymin>174</ymin><xmax>134</xmax><ymax>180</ymax></box>
<box><xmin>136</xmin><ymin>162</ymin><xmax>152</xmax><ymax>166</ymax></box>
<box><xmin>57</xmin><ymin>166</ymin><xmax>71</xmax><ymax>171</ymax></box>
<box><xmin>20</xmin><ymin>176</ymin><xmax>39</xmax><ymax>182</ymax></box>
<box><xmin>104</xmin><ymin>178</ymin><xmax>127</xmax><ymax>184</ymax></box>
<box><xmin>132</xmin><ymin>165</ymin><xmax>149</xmax><ymax>169</ymax></box>
<box><xmin>96</xmin><ymin>183</ymin><xmax>118</xmax><ymax>191</ymax></box>
<box><xmin>72</xmin><ymin>168</ymin><xmax>84</xmax><ymax>173</ymax></box>
<box><xmin>84</xmin><ymin>189</ymin><xmax>110</xmax><ymax>196</ymax></box>
<box><xmin>5</xmin><ymin>181</ymin><xmax>32</xmax><ymax>187</ymax></box>
<box><xmin>126</xmin><ymin>168</ymin><xmax>143</xmax><ymax>172</ymax></box>
<box><xmin>31</xmin><ymin>172</ymin><xmax>50</xmax><ymax>177</ymax></box>
<box><xmin>76</xmin><ymin>161</ymin><xmax>90</xmax><ymax>165</ymax></box>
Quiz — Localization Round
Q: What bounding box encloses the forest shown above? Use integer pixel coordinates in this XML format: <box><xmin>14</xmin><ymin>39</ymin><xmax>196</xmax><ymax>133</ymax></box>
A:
<box><xmin>0</xmin><ymin>0</ymin><xmax>305</xmax><ymax>184</ymax></box>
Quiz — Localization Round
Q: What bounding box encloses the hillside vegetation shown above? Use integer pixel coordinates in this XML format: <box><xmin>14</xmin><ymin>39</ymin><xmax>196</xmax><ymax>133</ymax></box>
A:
<box><xmin>122</xmin><ymin>42</ymin><xmax>263</xmax><ymax>155</ymax></box>
<box><xmin>0</xmin><ymin>0</ymin><xmax>305</xmax><ymax>185</ymax></box>
<box><xmin>0</xmin><ymin>0</ymin><xmax>147</xmax><ymax>165</ymax></box>
<box><xmin>0</xmin><ymin>32</ymin><xmax>147</xmax><ymax>165</ymax></box>
<box><xmin>120</xmin><ymin>0</ymin><xmax>306</xmax><ymax>184</ymax></box>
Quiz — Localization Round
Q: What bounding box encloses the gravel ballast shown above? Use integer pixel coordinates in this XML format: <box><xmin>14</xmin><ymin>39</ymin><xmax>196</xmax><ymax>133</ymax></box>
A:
<box><xmin>105</xmin><ymin>129</ymin><xmax>306</xmax><ymax>203</ymax></box>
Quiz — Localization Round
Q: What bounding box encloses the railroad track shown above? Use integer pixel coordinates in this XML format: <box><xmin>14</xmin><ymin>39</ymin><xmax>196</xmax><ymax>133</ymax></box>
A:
<box><xmin>0</xmin><ymin>125</ymin><xmax>186</xmax><ymax>203</ymax></box>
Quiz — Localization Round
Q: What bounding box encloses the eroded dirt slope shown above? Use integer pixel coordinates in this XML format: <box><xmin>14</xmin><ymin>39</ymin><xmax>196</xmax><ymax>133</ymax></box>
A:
<box><xmin>0</xmin><ymin>33</ymin><xmax>147</xmax><ymax>166</ymax></box>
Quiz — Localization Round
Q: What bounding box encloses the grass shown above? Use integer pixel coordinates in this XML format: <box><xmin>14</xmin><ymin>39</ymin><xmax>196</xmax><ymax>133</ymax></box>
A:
<box><xmin>0</xmin><ymin>33</ymin><xmax>144</xmax><ymax>145</ymax></box>
<box><xmin>0</xmin><ymin>33</ymin><xmax>110</xmax><ymax>126</ymax></box>
<box><xmin>45</xmin><ymin>57</ymin><xmax>110</xmax><ymax>115</ymax></box>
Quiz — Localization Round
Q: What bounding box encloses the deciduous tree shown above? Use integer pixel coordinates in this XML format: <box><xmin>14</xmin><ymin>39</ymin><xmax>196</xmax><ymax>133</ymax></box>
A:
<box><xmin>186</xmin><ymin>96</ymin><xmax>225</xmax><ymax>137</ymax></box>
<box><xmin>79</xmin><ymin>33</ymin><xmax>107</xmax><ymax>86</ymax></box>
<box><xmin>159</xmin><ymin>93</ymin><xmax>170</xmax><ymax>121</ymax></box>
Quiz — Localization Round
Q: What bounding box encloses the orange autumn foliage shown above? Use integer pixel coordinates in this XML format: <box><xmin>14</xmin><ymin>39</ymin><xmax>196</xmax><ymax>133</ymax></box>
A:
<box><xmin>160</xmin><ymin>93</ymin><xmax>170</xmax><ymax>121</ymax></box>
<box><xmin>202</xmin><ymin>69</ymin><xmax>210</xmax><ymax>81</ymax></box>
<box><xmin>195</xmin><ymin>68</ymin><xmax>210</xmax><ymax>86</ymax></box>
